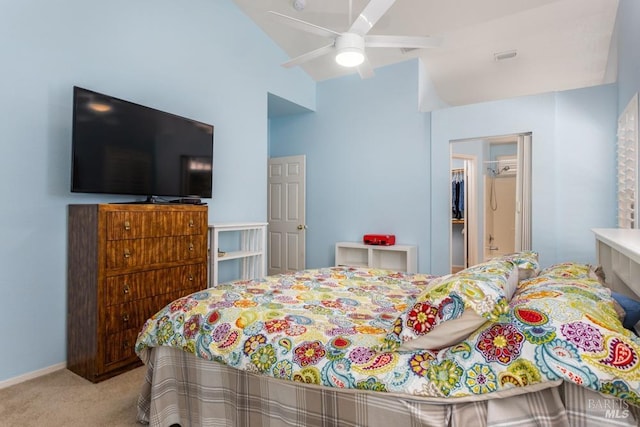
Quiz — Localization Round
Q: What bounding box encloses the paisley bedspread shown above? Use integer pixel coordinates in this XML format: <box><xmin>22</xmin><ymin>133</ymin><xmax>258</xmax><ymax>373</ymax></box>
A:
<box><xmin>135</xmin><ymin>265</ymin><xmax>640</xmax><ymax>405</ymax></box>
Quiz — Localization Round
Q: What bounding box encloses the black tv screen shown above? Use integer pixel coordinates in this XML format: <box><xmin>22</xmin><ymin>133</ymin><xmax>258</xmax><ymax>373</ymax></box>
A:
<box><xmin>71</xmin><ymin>86</ymin><xmax>214</xmax><ymax>200</ymax></box>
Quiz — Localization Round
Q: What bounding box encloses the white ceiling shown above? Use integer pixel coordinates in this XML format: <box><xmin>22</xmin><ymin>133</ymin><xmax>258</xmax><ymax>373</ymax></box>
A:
<box><xmin>234</xmin><ymin>0</ymin><xmax>619</xmax><ymax>109</ymax></box>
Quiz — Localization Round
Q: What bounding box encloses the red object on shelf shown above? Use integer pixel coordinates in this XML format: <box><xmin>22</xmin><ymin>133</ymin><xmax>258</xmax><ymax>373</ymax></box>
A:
<box><xmin>363</xmin><ymin>234</ymin><xmax>396</xmax><ymax>246</ymax></box>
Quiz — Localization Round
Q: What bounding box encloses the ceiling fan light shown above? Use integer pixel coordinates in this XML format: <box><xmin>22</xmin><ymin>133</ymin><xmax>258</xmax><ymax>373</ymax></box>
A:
<box><xmin>336</xmin><ymin>48</ymin><xmax>365</xmax><ymax>67</ymax></box>
<box><xmin>335</xmin><ymin>33</ymin><xmax>365</xmax><ymax>67</ymax></box>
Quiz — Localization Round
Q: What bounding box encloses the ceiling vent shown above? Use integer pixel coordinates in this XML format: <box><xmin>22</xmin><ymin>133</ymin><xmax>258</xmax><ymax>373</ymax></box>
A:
<box><xmin>494</xmin><ymin>50</ymin><xmax>517</xmax><ymax>61</ymax></box>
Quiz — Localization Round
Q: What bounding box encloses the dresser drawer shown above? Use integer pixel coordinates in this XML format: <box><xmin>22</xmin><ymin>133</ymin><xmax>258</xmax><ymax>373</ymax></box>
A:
<box><xmin>106</xmin><ymin>210</ymin><xmax>206</xmax><ymax>240</ymax></box>
<box><xmin>105</xmin><ymin>263</ymin><xmax>206</xmax><ymax>305</ymax></box>
<box><xmin>104</xmin><ymin>328</ymin><xmax>140</xmax><ymax>365</ymax></box>
<box><xmin>160</xmin><ymin>264</ymin><xmax>207</xmax><ymax>295</ymax></box>
<box><xmin>104</xmin><ymin>288</ymin><xmax>202</xmax><ymax>365</ymax></box>
<box><xmin>105</xmin><ymin>291</ymin><xmax>187</xmax><ymax>334</ymax></box>
<box><xmin>106</xmin><ymin>235</ymin><xmax>206</xmax><ymax>270</ymax></box>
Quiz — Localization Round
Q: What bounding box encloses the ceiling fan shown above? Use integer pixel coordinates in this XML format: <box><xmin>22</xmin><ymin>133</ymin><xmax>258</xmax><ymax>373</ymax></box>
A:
<box><xmin>269</xmin><ymin>0</ymin><xmax>441</xmax><ymax>79</ymax></box>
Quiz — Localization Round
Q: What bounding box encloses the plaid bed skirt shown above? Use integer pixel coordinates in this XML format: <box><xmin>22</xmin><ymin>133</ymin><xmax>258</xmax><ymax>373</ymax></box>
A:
<box><xmin>137</xmin><ymin>346</ymin><xmax>640</xmax><ymax>427</ymax></box>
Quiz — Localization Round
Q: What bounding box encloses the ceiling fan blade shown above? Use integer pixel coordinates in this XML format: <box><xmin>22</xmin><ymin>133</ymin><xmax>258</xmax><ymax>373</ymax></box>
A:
<box><xmin>357</xmin><ymin>57</ymin><xmax>375</xmax><ymax>79</ymax></box>
<box><xmin>268</xmin><ymin>11</ymin><xmax>341</xmax><ymax>39</ymax></box>
<box><xmin>349</xmin><ymin>0</ymin><xmax>396</xmax><ymax>36</ymax></box>
<box><xmin>364</xmin><ymin>35</ymin><xmax>442</xmax><ymax>49</ymax></box>
<box><xmin>282</xmin><ymin>43</ymin><xmax>335</xmax><ymax>68</ymax></box>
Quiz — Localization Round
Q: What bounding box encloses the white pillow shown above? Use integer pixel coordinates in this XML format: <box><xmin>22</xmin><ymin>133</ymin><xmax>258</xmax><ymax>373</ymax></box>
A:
<box><xmin>398</xmin><ymin>309</ymin><xmax>487</xmax><ymax>351</ymax></box>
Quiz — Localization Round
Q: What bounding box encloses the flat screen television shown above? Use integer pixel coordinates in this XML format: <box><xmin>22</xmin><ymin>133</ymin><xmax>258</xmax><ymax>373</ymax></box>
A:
<box><xmin>71</xmin><ymin>86</ymin><xmax>214</xmax><ymax>201</ymax></box>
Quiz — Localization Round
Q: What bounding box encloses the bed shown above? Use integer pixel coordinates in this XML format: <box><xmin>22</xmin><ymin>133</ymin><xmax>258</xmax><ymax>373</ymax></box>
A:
<box><xmin>135</xmin><ymin>253</ymin><xmax>640</xmax><ymax>426</ymax></box>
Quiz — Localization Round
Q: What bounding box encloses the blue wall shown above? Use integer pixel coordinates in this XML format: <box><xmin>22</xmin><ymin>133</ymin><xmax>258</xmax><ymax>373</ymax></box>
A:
<box><xmin>431</xmin><ymin>86</ymin><xmax>618</xmax><ymax>274</ymax></box>
<box><xmin>0</xmin><ymin>0</ymin><xmax>315</xmax><ymax>382</ymax></box>
<box><xmin>272</xmin><ymin>63</ymin><xmax>617</xmax><ymax>276</ymax></box>
<box><xmin>270</xmin><ymin>60</ymin><xmax>432</xmax><ymax>270</ymax></box>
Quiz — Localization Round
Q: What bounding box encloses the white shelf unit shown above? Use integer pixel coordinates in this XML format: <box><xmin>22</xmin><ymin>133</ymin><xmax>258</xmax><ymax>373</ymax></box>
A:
<box><xmin>209</xmin><ymin>222</ymin><xmax>268</xmax><ymax>287</ymax></box>
<box><xmin>335</xmin><ymin>242</ymin><xmax>417</xmax><ymax>273</ymax></box>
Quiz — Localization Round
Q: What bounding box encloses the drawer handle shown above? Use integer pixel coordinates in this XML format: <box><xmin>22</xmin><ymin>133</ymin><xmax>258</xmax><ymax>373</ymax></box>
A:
<box><xmin>189</xmin><ymin>219</ymin><xmax>194</xmax><ymax>228</ymax></box>
<box><xmin>123</xmin><ymin>284</ymin><xmax>130</xmax><ymax>294</ymax></box>
<box><xmin>188</xmin><ymin>275</ymin><xmax>194</xmax><ymax>282</ymax></box>
<box><xmin>188</xmin><ymin>243</ymin><xmax>194</xmax><ymax>252</ymax></box>
<box><xmin>123</xmin><ymin>249</ymin><xmax>131</xmax><ymax>259</ymax></box>
<box><xmin>122</xmin><ymin>313</ymin><xmax>129</xmax><ymax>323</ymax></box>
<box><xmin>123</xmin><ymin>340</ymin><xmax>130</xmax><ymax>349</ymax></box>
<box><xmin>124</xmin><ymin>221</ymin><xmax>131</xmax><ymax>231</ymax></box>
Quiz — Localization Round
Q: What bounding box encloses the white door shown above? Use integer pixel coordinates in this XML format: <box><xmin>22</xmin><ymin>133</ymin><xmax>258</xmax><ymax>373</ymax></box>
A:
<box><xmin>268</xmin><ymin>155</ymin><xmax>306</xmax><ymax>274</ymax></box>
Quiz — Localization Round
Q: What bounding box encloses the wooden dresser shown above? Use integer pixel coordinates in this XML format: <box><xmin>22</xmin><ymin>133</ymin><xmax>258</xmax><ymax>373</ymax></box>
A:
<box><xmin>67</xmin><ymin>203</ymin><xmax>208</xmax><ymax>382</ymax></box>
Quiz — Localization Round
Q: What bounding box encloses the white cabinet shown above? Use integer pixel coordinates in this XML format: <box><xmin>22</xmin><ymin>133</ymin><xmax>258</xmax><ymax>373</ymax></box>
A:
<box><xmin>593</xmin><ymin>228</ymin><xmax>640</xmax><ymax>298</ymax></box>
<box><xmin>209</xmin><ymin>223</ymin><xmax>268</xmax><ymax>287</ymax></box>
<box><xmin>335</xmin><ymin>242</ymin><xmax>417</xmax><ymax>273</ymax></box>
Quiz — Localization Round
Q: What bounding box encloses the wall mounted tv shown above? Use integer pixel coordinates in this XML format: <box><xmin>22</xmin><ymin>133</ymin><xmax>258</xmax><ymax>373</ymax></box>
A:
<box><xmin>71</xmin><ymin>86</ymin><xmax>214</xmax><ymax>201</ymax></box>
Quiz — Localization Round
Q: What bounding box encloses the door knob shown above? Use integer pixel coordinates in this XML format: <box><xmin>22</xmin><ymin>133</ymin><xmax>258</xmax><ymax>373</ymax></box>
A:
<box><xmin>297</xmin><ymin>225</ymin><xmax>307</xmax><ymax>230</ymax></box>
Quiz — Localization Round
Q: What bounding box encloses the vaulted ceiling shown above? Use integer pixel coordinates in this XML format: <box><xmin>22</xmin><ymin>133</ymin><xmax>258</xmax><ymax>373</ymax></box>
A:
<box><xmin>234</xmin><ymin>0</ymin><xmax>619</xmax><ymax>109</ymax></box>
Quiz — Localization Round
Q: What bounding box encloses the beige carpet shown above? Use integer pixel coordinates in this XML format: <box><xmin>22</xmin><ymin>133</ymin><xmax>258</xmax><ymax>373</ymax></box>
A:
<box><xmin>0</xmin><ymin>366</ymin><xmax>146</xmax><ymax>427</ymax></box>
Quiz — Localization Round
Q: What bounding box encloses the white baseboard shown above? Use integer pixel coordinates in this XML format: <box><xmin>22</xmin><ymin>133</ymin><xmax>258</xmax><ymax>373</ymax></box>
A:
<box><xmin>0</xmin><ymin>362</ymin><xmax>67</xmax><ymax>390</ymax></box>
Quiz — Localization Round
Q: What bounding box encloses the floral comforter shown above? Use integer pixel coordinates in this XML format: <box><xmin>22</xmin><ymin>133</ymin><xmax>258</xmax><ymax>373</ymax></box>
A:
<box><xmin>135</xmin><ymin>266</ymin><xmax>640</xmax><ymax>404</ymax></box>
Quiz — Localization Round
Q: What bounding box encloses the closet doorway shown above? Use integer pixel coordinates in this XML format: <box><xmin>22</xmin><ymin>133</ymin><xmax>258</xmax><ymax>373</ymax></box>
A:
<box><xmin>450</xmin><ymin>133</ymin><xmax>532</xmax><ymax>271</ymax></box>
<box><xmin>451</xmin><ymin>155</ymin><xmax>477</xmax><ymax>272</ymax></box>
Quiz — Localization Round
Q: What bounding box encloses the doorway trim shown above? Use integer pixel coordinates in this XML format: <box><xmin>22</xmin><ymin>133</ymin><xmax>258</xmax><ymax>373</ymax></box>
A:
<box><xmin>449</xmin><ymin>132</ymin><xmax>532</xmax><ymax>272</ymax></box>
<box><xmin>450</xmin><ymin>154</ymin><xmax>478</xmax><ymax>270</ymax></box>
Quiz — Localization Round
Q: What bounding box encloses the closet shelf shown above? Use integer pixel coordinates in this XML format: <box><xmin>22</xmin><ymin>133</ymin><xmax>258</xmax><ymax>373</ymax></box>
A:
<box><xmin>452</xmin><ymin>219</ymin><xmax>465</xmax><ymax>224</ymax></box>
